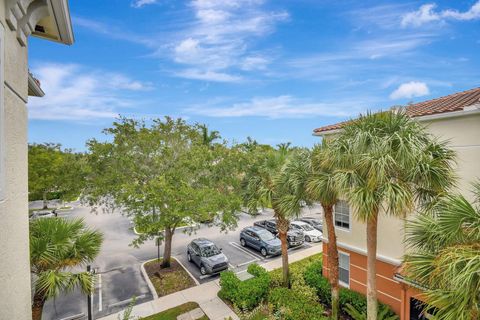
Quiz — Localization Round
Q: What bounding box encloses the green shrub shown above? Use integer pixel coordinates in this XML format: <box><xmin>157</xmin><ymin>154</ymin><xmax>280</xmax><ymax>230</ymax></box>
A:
<box><xmin>303</xmin><ymin>259</ymin><xmax>396</xmax><ymax>318</ymax></box>
<box><xmin>219</xmin><ymin>265</ymin><xmax>271</xmax><ymax>311</ymax></box>
<box><xmin>269</xmin><ymin>288</ymin><xmax>327</xmax><ymax>320</ymax></box>
<box><xmin>304</xmin><ymin>260</ymin><xmax>331</xmax><ymax>305</ymax></box>
<box><xmin>247</xmin><ymin>263</ymin><xmax>268</xmax><ymax>277</ymax></box>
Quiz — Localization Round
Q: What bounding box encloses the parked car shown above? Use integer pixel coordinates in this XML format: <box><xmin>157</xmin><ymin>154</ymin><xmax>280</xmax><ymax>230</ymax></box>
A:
<box><xmin>240</xmin><ymin>226</ymin><xmax>281</xmax><ymax>257</ymax></box>
<box><xmin>299</xmin><ymin>217</ymin><xmax>323</xmax><ymax>232</ymax></box>
<box><xmin>187</xmin><ymin>238</ymin><xmax>229</xmax><ymax>275</ymax></box>
<box><xmin>290</xmin><ymin>220</ymin><xmax>322</xmax><ymax>242</ymax></box>
<box><xmin>29</xmin><ymin>210</ymin><xmax>57</xmax><ymax>220</ymax></box>
<box><xmin>253</xmin><ymin>219</ymin><xmax>305</xmax><ymax>248</ymax></box>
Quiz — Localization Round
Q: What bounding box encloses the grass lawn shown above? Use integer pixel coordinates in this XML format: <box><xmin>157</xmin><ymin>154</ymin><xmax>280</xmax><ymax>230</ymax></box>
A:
<box><xmin>141</xmin><ymin>302</ymin><xmax>209</xmax><ymax>320</ymax></box>
<box><xmin>144</xmin><ymin>259</ymin><xmax>196</xmax><ymax>297</ymax></box>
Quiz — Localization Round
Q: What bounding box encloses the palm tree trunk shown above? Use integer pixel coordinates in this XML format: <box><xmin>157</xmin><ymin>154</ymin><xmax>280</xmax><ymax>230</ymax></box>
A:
<box><xmin>366</xmin><ymin>212</ymin><xmax>378</xmax><ymax>320</ymax></box>
<box><xmin>32</xmin><ymin>291</ymin><xmax>46</xmax><ymax>320</ymax></box>
<box><xmin>161</xmin><ymin>227</ymin><xmax>174</xmax><ymax>268</ymax></box>
<box><xmin>276</xmin><ymin>214</ymin><xmax>290</xmax><ymax>287</ymax></box>
<box><xmin>323</xmin><ymin>204</ymin><xmax>340</xmax><ymax>320</ymax></box>
<box><xmin>42</xmin><ymin>191</ymin><xmax>48</xmax><ymax>210</ymax></box>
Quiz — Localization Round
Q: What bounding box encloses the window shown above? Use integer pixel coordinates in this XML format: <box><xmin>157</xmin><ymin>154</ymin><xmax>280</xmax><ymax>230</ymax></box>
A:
<box><xmin>339</xmin><ymin>252</ymin><xmax>350</xmax><ymax>286</ymax></box>
<box><xmin>0</xmin><ymin>24</ymin><xmax>5</xmax><ymax>201</ymax></box>
<box><xmin>334</xmin><ymin>200</ymin><xmax>350</xmax><ymax>229</ymax></box>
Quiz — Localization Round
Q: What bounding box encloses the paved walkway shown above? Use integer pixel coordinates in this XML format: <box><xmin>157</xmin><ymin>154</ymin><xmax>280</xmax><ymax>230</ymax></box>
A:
<box><xmin>99</xmin><ymin>244</ymin><xmax>321</xmax><ymax>320</ymax></box>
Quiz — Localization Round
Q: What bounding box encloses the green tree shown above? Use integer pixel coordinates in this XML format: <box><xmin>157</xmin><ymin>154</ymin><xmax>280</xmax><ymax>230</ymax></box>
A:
<box><xmin>307</xmin><ymin>141</ymin><xmax>342</xmax><ymax>320</ymax></box>
<box><xmin>403</xmin><ymin>183</ymin><xmax>480</xmax><ymax>320</ymax></box>
<box><xmin>84</xmin><ymin>117</ymin><xmax>242</xmax><ymax>268</ymax></box>
<box><xmin>30</xmin><ymin>218</ymin><xmax>103</xmax><ymax>320</ymax></box>
<box><xmin>325</xmin><ymin>111</ymin><xmax>455</xmax><ymax>320</ymax></box>
<box><xmin>199</xmin><ymin>124</ymin><xmax>220</xmax><ymax>147</ymax></box>
<box><xmin>28</xmin><ymin>143</ymin><xmax>87</xmax><ymax>209</ymax></box>
<box><xmin>242</xmin><ymin>148</ymin><xmax>310</xmax><ymax>287</ymax></box>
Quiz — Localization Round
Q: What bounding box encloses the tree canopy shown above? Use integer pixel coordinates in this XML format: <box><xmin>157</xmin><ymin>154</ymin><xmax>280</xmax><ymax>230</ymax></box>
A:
<box><xmin>28</xmin><ymin>143</ymin><xmax>87</xmax><ymax>208</ymax></box>
<box><xmin>84</xmin><ymin>117</ymin><xmax>243</xmax><ymax>267</ymax></box>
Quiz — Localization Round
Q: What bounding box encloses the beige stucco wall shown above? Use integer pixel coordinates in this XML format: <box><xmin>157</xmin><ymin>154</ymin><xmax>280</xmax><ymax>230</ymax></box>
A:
<box><xmin>0</xmin><ymin>9</ymin><xmax>32</xmax><ymax>320</ymax></box>
<box><xmin>329</xmin><ymin>112</ymin><xmax>480</xmax><ymax>263</ymax></box>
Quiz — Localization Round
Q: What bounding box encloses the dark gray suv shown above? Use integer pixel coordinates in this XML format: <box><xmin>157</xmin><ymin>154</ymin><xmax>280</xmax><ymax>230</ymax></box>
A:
<box><xmin>240</xmin><ymin>226</ymin><xmax>281</xmax><ymax>257</ymax></box>
<box><xmin>187</xmin><ymin>238</ymin><xmax>229</xmax><ymax>275</ymax></box>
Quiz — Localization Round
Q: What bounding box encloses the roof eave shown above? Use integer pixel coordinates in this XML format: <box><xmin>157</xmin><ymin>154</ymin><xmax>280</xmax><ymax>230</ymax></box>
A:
<box><xmin>32</xmin><ymin>0</ymin><xmax>74</xmax><ymax>45</ymax></box>
<box><xmin>28</xmin><ymin>73</ymin><xmax>45</xmax><ymax>97</ymax></box>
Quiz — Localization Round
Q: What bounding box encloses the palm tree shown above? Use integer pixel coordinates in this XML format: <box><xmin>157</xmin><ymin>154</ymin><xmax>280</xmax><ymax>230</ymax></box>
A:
<box><xmin>199</xmin><ymin>124</ymin><xmax>220</xmax><ymax>147</ymax></box>
<box><xmin>307</xmin><ymin>141</ymin><xmax>341</xmax><ymax>320</ymax></box>
<box><xmin>403</xmin><ymin>183</ymin><xmax>480</xmax><ymax>320</ymax></box>
<box><xmin>242</xmin><ymin>149</ymin><xmax>310</xmax><ymax>287</ymax></box>
<box><xmin>30</xmin><ymin>218</ymin><xmax>103</xmax><ymax>320</ymax></box>
<box><xmin>325</xmin><ymin>111</ymin><xmax>455</xmax><ymax>320</ymax></box>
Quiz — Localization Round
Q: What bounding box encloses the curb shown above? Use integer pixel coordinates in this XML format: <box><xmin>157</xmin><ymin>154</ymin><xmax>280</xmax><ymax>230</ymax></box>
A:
<box><xmin>140</xmin><ymin>259</ymin><xmax>159</xmax><ymax>300</ymax></box>
<box><xmin>140</xmin><ymin>256</ymin><xmax>200</xmax><ymax>300</ymax></box>
<box><xmin>174</xmin><ymin>256</ymin><xmax>200</xmax><ymax>286</ymax></box>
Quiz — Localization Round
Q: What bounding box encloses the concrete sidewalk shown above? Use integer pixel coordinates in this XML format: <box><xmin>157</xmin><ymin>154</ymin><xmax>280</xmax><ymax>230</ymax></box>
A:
<box><xmin>99</xmin><ymin>244</ymin><xmax>321</xmax><ymax>320</ymax></box>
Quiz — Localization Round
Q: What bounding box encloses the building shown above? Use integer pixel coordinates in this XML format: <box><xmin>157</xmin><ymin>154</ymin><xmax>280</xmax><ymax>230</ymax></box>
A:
<box><xmin>0</xmin><ymin>1</ymin><xmax>73</xmax><ymax>319</ymax></box>
<box><xmin>313</xmin><ymin>87</ymin><xmax>480</xmax><ymax>320</ymax></box>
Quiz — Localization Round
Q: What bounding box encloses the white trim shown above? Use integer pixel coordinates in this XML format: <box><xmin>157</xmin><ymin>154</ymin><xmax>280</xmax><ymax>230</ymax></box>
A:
<box><xmin>0</xmin><ymin>24</ymin><xmax>5</xmax><ymax>202</ymax></box>
<box><xmin>47</xmin><ymin>0</ymin><xmax>74</xmax><ymax>45</ymax></box>
<box><xmin>338</xmin><ymin>251</ymin><xmax>350</xmax><ymax>289</ymax></box>
<box><xmin>415</xmin><ymin>107</ymin><xmax>480</xmax><ymax>122</ymax></box>
<box><xmin>313</xmin><ymin>106</ymin><xmax>480</xmax><ymax>137</ymax></box>
<box><xmin>350</xmin><ymin>278</ymin><xmax>402</xmax><ymax>303</ymax></box>
<box><xmin>334</xmin><ymin>200</ymin><xmax>351</xmax><ymax>232</ymax></box>
<box><xmin>322</xmin><ymin>239</ymin><xmax>402</xmax><ymax>266</ymax></box>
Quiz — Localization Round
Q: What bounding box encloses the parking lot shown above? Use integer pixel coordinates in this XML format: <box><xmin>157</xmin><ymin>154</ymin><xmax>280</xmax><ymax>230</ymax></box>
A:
<box><xmin>38</xmin><ymin>202</ymin><xmax>323</xmax><ymax>319</ymax></box>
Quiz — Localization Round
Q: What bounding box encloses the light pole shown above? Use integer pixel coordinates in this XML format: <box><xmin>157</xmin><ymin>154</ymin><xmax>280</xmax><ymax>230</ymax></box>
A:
<box><xmin>87</xmin><ymin>265</ymin><xmax>93</xmax><ymax>320</ymax></box>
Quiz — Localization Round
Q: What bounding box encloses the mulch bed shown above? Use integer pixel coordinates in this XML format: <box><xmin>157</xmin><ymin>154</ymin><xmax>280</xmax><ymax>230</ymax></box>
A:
<box><xmin>144</xmin><ymin>258</ymin><xmax>196</xmax><ymax>297</ymax></box>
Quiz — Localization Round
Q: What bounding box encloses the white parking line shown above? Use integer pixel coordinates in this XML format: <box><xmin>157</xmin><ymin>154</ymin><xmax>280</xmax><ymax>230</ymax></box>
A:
<box><xmin>229</xmin><ymin>242</ymin><xmax>263</xmax><ymax>260</ymax></box>
<box><xmin>236</xmin><ymin>259</ymin><xmax>259</xmax><ymax>268</ymax></box>
<box><xmin>108</xmin><ymin>294</ymin><xmax>146</xmax><ymax>308</ymax></box>
<box><xmin>98</xmin><ymin>274</ymin><xmax>102</xmax><ymax>311</ymax></box>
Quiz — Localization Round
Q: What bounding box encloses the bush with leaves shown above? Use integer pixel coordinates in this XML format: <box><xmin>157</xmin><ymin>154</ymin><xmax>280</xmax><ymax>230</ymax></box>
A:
<box><xmin>219</xmin><ymin>265</ymin><xmax>271</xmax><ymax>311</ymax></box>
<box><xmin>303</xmin><ymin>259</ymin><xmax>397</xmax><ymax>317</ymax></box>
<box><xmin>269</xmin><ymin>287</ymin><xmax>327</xmax><ymax>320</ymax></box>
<box><xmin>345</xmin><ymin>303</ymin><xmax>399</xmax><ymax>320</ymax></box>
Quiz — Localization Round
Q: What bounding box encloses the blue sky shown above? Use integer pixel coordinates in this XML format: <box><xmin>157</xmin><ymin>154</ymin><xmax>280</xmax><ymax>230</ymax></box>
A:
<box><xmin>28</xmin><ymin>0</ymin><xmax>480</xmax><ymax>150</ymax></box>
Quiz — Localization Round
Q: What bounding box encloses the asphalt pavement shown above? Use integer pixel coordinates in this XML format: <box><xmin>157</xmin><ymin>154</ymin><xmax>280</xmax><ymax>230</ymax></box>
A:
<box><xmin>34</xmin><ymin>202</ymin><xmax>323</xmax><ymax>320</ymax></box>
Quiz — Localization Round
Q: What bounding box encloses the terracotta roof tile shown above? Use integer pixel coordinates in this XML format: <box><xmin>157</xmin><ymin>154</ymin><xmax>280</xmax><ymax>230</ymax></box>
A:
<box><xmin>314</xmin><ymin>87</ymin><xmax>480</xmax><ymax>134</ymax></box>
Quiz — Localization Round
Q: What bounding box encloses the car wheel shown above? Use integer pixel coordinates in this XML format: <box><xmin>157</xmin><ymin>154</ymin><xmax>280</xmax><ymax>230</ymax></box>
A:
<box><xmin>260</xmin><ymin>247</ymin><xmax>267</xmax><ymax>257</ymax></box>
<box><xmin>200</xmin><ymin>265</ymin><xmax>207</xmax><ymax>275</ymax></box>
<box><xmin>187</xmin><ymin>252</ymin><xmax>192</xmax><ymax>262</ymax></box>
<box><xmin>240</xmin><ymin>238</ymin><xmax>246</xmax><ymax>247</ymax></box>
<box><xmin>305</xmin><ymin>236</ymin><xmax>311</xmax><ymax>242</ymax></box>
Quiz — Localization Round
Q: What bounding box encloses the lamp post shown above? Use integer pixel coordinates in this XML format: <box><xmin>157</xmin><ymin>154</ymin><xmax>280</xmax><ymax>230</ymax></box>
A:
<box><xmin>87</xmin><ymin>265</ymin><xmax>93</xmax><ymax>320</ymax></box>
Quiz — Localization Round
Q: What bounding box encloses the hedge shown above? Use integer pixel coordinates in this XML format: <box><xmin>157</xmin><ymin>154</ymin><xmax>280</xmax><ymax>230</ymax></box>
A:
<box><xmin>269</xmin><ymin>287</ymin><xmax>327</xmax><ymax>320</ymax></box>
<box><xmin>303</xmin><ymin>260</ymin><xmax>396</xmax><ymax>317</ymax></box>
<box><xmin>218</xmin><ymin>264</ymin><xmax>271</xmax><ymax>311</ymax></box>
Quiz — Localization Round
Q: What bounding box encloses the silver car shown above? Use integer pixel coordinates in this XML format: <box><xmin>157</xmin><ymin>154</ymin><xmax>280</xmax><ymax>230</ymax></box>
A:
<box><xmin>187</xmin><ymin>238</ymin><xmax>229</xmax><ymax>275</ymax></box>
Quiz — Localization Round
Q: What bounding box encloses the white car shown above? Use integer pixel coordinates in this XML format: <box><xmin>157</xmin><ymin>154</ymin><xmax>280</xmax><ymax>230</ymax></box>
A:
<box><xmin>290</xmin><ymin>221</ymin><xmax>323</xmax><ymax>242</ymax></box>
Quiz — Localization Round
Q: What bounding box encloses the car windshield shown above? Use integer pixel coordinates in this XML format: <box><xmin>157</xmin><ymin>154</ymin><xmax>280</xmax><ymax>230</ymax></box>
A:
<box><xmin>258</xmin><ymin>231</ymin><xmax>276</xmax><ymax>241</ymax></box>
<box><xmin>301</xmin><ymin>224</ymin><xmax>314</xmax><ymax>231</ymax></box>
<box><xmin>201</xmin><ymin>244</ymin><xmax>221</xmax><ymax>257</ymax></box>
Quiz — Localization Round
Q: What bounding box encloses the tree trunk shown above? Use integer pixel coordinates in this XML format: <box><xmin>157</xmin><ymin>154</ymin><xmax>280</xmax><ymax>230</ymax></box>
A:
<box><xmin>31</xmin><ymin>291</ymin><xmax>46</xmax><ymax>320</ymax></box>
<box><xmin>324</xmin><ymin>204</ymin><xmax>340</xmax><ymax>320</ymax></box>
<box><xmin>161</xmin><ymin>227</ymin><xmax>174</xmax><ymax>268</ymax></box>
<box><xmin>366</xmin><ymin>212</ymin><xmax>378</xmax><ymax>320</ymax></box>
<box><xmin>276</xmin><ymin>213</ymin><xmax>290</xmax><ymax>288</ymax></box>
<box><xmin>42</xmin><ymin>191</ymin><xmax>48</xmax><ymax>210</ymax></box>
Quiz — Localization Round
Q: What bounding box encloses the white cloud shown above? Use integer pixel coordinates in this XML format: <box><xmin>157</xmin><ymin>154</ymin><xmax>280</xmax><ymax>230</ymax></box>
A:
<box><xmin>174</xmin><ymin>69</ymin><xmax>242</xmax><ymax>82</ymax></box>
<box><xmin>390</xmin><ymin>81</ymin><xmax>430</xmax><ymax>100</ymax></box>
<box><xmin>131</xmin><ymin>0</ymin><xmax>158</xmax><ymax>8</ymax></box>
<box><xmin>169</xmin><ymin>0</ymin><xmax>288</xmax><ymax>81</ymax></box>
<box><xmin>28</xmin><ymin>63</ymin><xmax>153</xmax><ymax>121</ymax></box>
<box><xmin>401</xmin><ymin>1</ymin><xmax>480</xmax><ymax>27</ymax></box>
<box><xmin>185</xmin><ymin>95</ymin><xmax>363</xmax><ymax>118</ymax></box>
